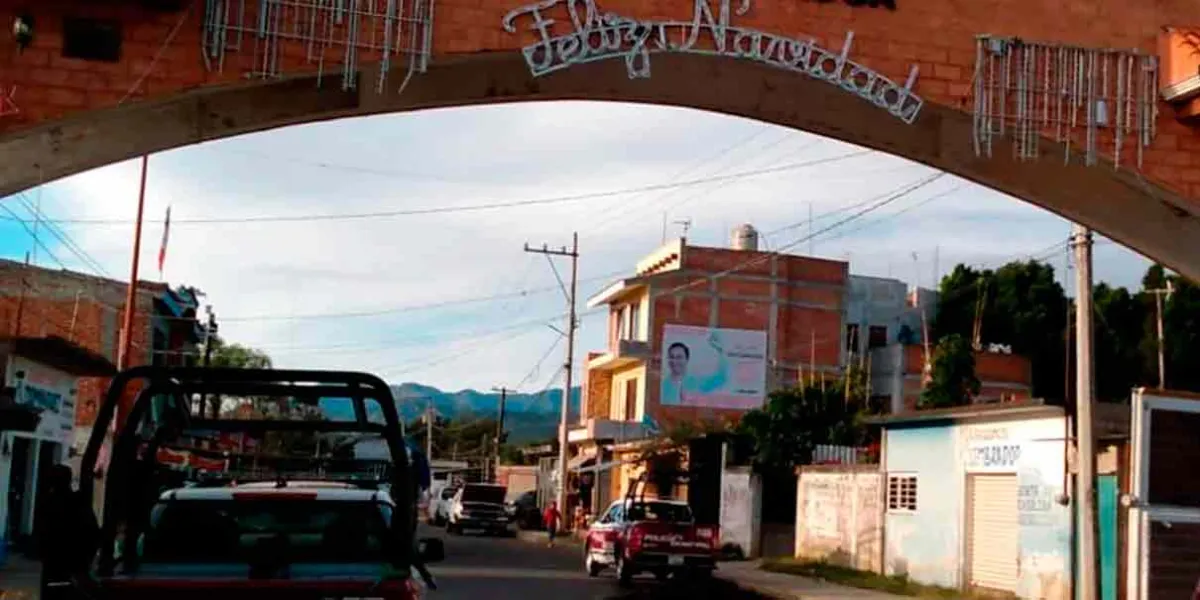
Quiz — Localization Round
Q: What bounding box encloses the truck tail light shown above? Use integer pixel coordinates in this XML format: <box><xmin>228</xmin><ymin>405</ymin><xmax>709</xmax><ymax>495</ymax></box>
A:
<box><xmin>628</xmin><ymin>525</ymin><xmax>645</xmax><ymax>554</ymax></box>
<box><xmin>695</xmin><ymin>525</ymin><xmax>720</xmax><ymax>550</ymax></box>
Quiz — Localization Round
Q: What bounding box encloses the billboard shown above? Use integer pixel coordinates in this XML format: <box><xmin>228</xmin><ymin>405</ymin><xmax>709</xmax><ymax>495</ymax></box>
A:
<box><xmin>659</xmin><ymin>324</ymin><xmax>767</xmax><ymax>409</ymax></box>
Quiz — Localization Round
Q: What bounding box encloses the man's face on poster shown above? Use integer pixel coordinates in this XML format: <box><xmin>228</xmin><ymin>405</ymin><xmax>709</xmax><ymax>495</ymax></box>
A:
<box><xmin>667</xmin><ymin>344</ymin><xmax>689</xmax><ymax>379</ymax></box>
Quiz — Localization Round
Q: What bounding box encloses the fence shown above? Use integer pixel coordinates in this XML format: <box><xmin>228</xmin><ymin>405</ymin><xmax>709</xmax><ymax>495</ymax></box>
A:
<box><xmin>812</xmin><ymin>444</ymin><xmax>875</xmax><ymax>465</ymax></box>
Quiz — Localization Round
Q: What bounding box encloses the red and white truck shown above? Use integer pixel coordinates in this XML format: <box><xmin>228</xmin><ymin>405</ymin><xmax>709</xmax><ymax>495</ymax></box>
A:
<box><xmin>582</xmin><ymin>498</ymin><xmax>719</xmax><ymax>585</ymax></box>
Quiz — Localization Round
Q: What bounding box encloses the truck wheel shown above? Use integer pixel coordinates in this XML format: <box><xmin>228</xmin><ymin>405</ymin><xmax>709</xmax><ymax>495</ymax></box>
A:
<box><xmin>616</xmin><ymin>554</ymin><xmax>634</xmax><ymax>587</ymax></box>
<box><xmin>585</xmin><ymin>551</ymin><xmax>603</xmax><ymax>577</ymax></box>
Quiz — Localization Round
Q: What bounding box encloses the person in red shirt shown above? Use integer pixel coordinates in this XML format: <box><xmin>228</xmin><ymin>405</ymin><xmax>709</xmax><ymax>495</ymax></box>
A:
<box><xmin>542</xmin><ymin>501</ymin><xmax>562</xmax><ymax>547</ymax></box>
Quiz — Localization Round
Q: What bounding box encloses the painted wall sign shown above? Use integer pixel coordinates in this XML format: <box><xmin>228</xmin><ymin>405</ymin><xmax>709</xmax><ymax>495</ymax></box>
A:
<box><xmin>501</xmin><ymin>0</ymin><xmax>923</xmax><ymax>124</ymax></box>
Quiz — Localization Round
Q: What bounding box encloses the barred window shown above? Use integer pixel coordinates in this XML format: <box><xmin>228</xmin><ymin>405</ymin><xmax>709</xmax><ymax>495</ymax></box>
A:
<box><xmin>887</xmin><ymin>474</ymin><xmax>918</xmax><ymax>512</ymax></box>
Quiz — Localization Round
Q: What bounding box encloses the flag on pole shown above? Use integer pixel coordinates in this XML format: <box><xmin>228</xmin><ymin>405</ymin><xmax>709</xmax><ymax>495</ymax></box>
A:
<box><xmin>157</xmin><ymin>206</ymin><xmax>171</xmax><ymax>277</ymax></box>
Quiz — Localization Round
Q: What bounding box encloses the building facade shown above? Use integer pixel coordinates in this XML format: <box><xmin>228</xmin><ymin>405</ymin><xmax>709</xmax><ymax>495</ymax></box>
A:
<box><xmin>843</xmin><ymin>275</ymin><xmax>935</xmax><ymax>361</ymax></box>
<box><xmin>0</xmin><ymin>336</ymin><xmax>115</xmax><ymax>555</ymax></box>
<box><xmin>874</xmin><ymin>403</ymin><xmax>1128</xmax><ymax>600</ymax></box>
<box><xmin>870</xmin><ymin>344</ymin><xmax>1034</xmax><ymax>413</ymax></box>
<box><xmin>0</xmin><ymin>259</ymin><xmax>205</xmax><ymax>441</ymax></box>
<box><xmin>571</xmin><ymin>228</ymin><xmax>849</xmax><ymax>513</ymax></box>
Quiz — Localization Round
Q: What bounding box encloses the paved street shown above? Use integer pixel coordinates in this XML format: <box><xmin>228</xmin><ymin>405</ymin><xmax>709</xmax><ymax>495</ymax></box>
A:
<box><xmin>422</xmin><ymin>527</ymin><xmax>760</xmax><ymax>600</ymax></box>
<box><xmin>0</xmin><ymin>529</ymin><xmax>762</xmax><ymax>600</ymax></box>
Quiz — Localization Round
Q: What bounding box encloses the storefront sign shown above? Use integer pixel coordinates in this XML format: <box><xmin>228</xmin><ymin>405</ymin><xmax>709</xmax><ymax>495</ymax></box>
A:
<box><xmin>501</xmin><ymin>0</ymin><xmax>923</xmax><ymax>124</ymax></box>
<box><xmin>963</xmin><ymin>425</ymin><xmax>1023</xmax><ymax>472</ymax></box>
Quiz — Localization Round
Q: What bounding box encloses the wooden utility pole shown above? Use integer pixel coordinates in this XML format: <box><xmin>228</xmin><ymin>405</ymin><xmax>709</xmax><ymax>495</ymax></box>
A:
<box><xmin>425</xmin><ymin>399</ymin><xmax>434</xmax><ymax>463</ymax></box>
<box><xmin>491</xmin><ymin>386</ymin><xmax>511</xmax><ymax>484</ymax></box>
<box><xmin>525</xmin><ymin>233</ymin><xmax>579</xmax><ymax>522</ymax></box>
<box><xmin>1147</xmin><ymin>282</ymin><xmax>1174</xmax><ymax>388</ymax></box>
<box><xmin>1071</xmin><ymin>224</ymin><xmax>1098</xmax><ymax>600</ymax></box>
<box><xmin>200</xmin><ymin>305</ymin><xmax>218</xmax><ymax>417</ymax></box>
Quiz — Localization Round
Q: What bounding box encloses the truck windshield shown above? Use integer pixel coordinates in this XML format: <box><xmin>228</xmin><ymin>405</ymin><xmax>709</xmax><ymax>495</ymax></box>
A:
<box><xmin>461</xmin><ymin>485</ymin><xmax>506</xmax><ymax>504</ymax></box>
<box><xmin>140</xmin><ymin>499</ymin><xmax>393</xmax><ymax>564</ymax></box>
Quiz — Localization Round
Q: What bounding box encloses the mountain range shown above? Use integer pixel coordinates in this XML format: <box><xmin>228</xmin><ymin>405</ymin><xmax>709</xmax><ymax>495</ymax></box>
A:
<box><xmin>318</xmin><ymin>383</ymin><xmax>581</xmax><ymax>444</ymax></box>
<box><xmin>391</xmin><ymin>383</ymin><xmax>582</xmax><ymax>444</ymax></box>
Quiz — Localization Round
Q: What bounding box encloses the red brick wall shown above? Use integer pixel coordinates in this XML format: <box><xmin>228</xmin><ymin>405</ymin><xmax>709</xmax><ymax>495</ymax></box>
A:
<box><xmin>0</xmin><ymin>261</ymin><xmax>179</xmax><ymax>428</ymax></box>
<box><xmin>642</xmin><ymin>246</ymin><xmax>846</xmax><ymax>428</ymax></box>
<box><xmin>0</xmin><ymin>0</ymin><xmax>1198</xmax><ymax>202</ymax></box>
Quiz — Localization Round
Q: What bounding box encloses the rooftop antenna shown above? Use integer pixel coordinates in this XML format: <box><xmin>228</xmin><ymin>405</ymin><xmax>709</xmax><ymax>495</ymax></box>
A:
<box><xmin>673</xmin><ymin>218</ymin><xmax>692</xmax><ymax>240</ymax></box>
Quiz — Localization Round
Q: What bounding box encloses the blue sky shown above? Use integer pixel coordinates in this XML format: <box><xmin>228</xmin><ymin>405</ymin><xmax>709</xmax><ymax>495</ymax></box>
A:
<box><xmin>0</xmin><ymin>101</ymin><xmax>1153</xmax><ymax>392</ymax></box>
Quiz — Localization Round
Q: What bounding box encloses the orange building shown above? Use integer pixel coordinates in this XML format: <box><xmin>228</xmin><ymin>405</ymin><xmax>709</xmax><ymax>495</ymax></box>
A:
<box><xmin>869</xmin><ymin>343</ymin><xmax>1033</xmax><ymax>413</ymax></box>
<box><xmin>568</xmin><ymin>227</ymin><xmax>848</xmax><ymax>509</ymax></box>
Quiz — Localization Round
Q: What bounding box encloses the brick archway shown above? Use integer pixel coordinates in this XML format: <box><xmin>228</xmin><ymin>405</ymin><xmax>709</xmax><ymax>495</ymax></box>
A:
<box><xmin>1</xmin><ymin>0</ymin><xmax>1199</xmax><ymax>277</ymax></box>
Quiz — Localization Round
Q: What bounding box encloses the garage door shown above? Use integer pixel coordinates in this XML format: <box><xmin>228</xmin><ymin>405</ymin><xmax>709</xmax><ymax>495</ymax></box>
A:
<box><xmin>968</xmin><ymin>474</ymin><xmax>1019</xmax><ymax>593</ymax></box>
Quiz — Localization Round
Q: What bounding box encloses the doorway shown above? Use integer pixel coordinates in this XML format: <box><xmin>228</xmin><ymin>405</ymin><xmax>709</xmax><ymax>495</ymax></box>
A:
<box><xmin>5</xmin><ymin>436</ymin><xmax>31</xmax><ymax>547</ymax></box>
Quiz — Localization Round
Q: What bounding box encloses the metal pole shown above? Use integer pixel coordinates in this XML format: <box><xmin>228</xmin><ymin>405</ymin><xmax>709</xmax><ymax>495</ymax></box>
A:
<box><xmin>118</xmin><ymin>155</ymin><xmax>150</xmax><ymax>372</ymax></box>
<box><xmin>426</xmin><ymin>400</ymin><xmax>434</xmax><ymax>462</ymax></box>
<box><xmin>115</xmin><ymin>155</ymin><xmax>149</xmax><ymax>431</ymax></box>
<box><xmin>1072</xmin><ymin>223</ymin><xmax>1098</xmax><ymax>600</ymax></box>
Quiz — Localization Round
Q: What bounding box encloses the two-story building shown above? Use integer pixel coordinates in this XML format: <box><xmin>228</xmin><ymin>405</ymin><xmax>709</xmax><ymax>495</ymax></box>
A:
<box><xmin>570</xmin><ymin>225</ymin><xmax>848</xmax><ymax>513</ymax></box>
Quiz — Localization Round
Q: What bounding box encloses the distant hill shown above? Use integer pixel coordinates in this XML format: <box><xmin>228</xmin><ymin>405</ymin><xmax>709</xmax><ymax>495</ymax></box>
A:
<box><xmin>319</xmin><ymin>383</ymin><xmax>581</xmax><ymax>444</ymax></box>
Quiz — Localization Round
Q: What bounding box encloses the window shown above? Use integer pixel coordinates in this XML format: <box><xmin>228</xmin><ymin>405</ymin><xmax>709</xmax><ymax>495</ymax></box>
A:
<box><xmin>846</xmin><ymin>324</ymin><xmax>861</xmax><ymax>353</ymax></box>
<box><xmin>887</xmin><ymin>474</ymin><xmax>918</xmax><ymax>512</ymax></box>
<box><xmin>628</xmin><ymin>302</ymin><xmax>641</xmax><ymax>340</ymax></box>
<box><xmin>624</xmin><ymin>378</ymin><xmax>638</xmax><ymax>421</ymax></box>
<box><xmin>868</xmin><ymin>325</ymin><xmax>888</xmax><ymax>349</ymax></box>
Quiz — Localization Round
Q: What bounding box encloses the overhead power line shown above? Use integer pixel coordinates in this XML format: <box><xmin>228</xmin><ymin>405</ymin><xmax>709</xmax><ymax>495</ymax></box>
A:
<box><xmin>0</xmin><ymin>151</ymin><xmax>870</xmax><ymax>227</ymax></box>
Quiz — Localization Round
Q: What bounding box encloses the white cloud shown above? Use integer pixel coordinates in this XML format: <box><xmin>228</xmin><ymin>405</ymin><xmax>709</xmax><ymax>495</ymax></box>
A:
<box><xmin>3</xmin><ymin>101</ymin><xmax>1153</xmax><ymax>391</ymax></box>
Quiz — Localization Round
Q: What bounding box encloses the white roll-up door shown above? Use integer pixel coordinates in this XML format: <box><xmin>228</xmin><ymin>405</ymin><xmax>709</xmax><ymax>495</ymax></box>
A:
<box><xmin>968</xmin><ymin>474</ymin><xmax>1019</xmax><ymax>593</ymax></box>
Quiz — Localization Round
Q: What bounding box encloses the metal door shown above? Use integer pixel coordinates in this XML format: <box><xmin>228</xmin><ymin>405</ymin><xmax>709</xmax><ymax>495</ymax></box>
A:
<box><xmin>967</xmin><ymin>474</ymin><xmax>1019</xmax><ymax>593</ymax></box>
<box><xmin>1126</xmin><ymin>389</ymin><xmax>1200</xmax><ymax>600</ymax></box>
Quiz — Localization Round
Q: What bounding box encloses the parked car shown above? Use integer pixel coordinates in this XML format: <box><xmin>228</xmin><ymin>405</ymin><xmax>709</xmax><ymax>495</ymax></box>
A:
<box><xmin>505</xmin><ymin>490</ymin><xmax>542</xmax><ymax>530</ymax></box>
<box><xmin>447</xmin><ymin>483</ymin><xmax>513</xmax><ymax>536</ymax></box>
<box><xmin>583</xmin><ymin>498</ymin><xmax>718</xmax><ymax>586</ymax></box>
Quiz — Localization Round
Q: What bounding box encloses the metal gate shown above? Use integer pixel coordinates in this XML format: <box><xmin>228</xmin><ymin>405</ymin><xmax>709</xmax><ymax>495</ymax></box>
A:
<box><xmin>1126</xmin><ymin>389</ymin><xmax>1200</xmax><ymax>600</ymax></box>
<box><xmin>967</xmin><ymin>474</ymin><xmax>1019</xmax><ymax>593</ymax></box>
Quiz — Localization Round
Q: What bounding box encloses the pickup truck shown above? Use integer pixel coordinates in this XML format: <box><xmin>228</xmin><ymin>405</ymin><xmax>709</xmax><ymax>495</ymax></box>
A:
<box><xmin>446</xmin><ymin>483</ymin><xmax>513</xmax><ymax>536</ymax></box>
<box><xmin>583</xmin><ymin>498</ymin><xmax>718</xmax><ymax>585</ymax></box>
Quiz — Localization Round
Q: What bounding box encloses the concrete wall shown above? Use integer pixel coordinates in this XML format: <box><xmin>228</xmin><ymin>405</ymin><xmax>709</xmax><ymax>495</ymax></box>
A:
<box><xmin>719</xmin><ymin>467</ymin><xmax>761</xmax><ymax>559</ymax></box>
<box><xmin>796</xmin><ymin>466</ymin><xmax>883</xmax><ymax>573</ymax></box>
<box><xmin>882</xmin><ymin>414</ymin><xmax>1071</xmax><ymax>598</ymax></box>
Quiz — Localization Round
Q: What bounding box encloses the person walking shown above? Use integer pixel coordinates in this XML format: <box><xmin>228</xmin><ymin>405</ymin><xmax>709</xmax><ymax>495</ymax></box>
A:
<box><xmin>542</xmin><ymin>501</ymin><xmax>562</xmax><ymax>547</ymax></box>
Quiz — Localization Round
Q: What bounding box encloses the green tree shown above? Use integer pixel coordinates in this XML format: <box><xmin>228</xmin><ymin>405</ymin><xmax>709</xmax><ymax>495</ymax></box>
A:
<box><xmin>736</xmin><ymin>377</ymin><xmax>870</xmax><ymax>473</ymax></box>
<box><xmin>208</xmin><ymin>338</ymin><xmax>273</xmax><ymax>369</ymax></box>
<box><xmin>919</xmin><ymin>333</ymin><xmax>980</xmax><ymax>408</ymax></box>
<box><xmin>1093</xmin><ymin>283</ymin><xmax>1147</xmax><ymax>401</ymax></box>
<box><xmin>933</xmin><ymin>261</ymin><xmax>1068</xmax><ymax>402</ymax></box>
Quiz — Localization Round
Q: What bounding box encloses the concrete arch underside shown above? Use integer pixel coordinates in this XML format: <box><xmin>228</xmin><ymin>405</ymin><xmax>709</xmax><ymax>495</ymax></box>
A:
<box><xmin>2</xmin><ymin>52</ymin><xmax>1198</xmax><ymax>279</ymax></box>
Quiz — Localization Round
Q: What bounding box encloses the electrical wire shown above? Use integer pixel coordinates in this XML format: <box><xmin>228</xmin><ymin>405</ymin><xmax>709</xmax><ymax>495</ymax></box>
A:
<box><xmin>0</xmin><ymin>152</ymin><xmax>872</xmax><ymax>227</ymax></box>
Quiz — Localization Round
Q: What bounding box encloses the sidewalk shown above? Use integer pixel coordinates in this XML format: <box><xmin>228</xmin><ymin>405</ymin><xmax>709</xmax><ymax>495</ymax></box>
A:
<box><xmin>715</xmin><ymin>560</ymin><xmax>903</xmax><ymax>600</ymax></box>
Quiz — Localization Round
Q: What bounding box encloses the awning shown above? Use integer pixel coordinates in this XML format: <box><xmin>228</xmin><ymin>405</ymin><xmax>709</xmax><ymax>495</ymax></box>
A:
<box><xmin>567</xmin><ymin>447</ymin><xmax>598</xmax><ymax>471</ymax></box>
<box><xmin>574</xmin><ymin>456</ymin><xmax>640</xmax><ymax>474</ymax></box>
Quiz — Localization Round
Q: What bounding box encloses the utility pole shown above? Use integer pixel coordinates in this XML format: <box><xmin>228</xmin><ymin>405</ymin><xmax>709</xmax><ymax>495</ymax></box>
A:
<box><xmin>1147</xmin><ymin>281</ymin><xmax>1174</xmax><ymax>388</ymax></box>
<box><xmin>425</xmin><ymin>399</ymin><xmax>434</xmax><ymax>463</ymax></box>
<box><xmin>200</xmin><ymin>305</ymin><xmax>218</xmax><ymax>417</ymax></box>
<box><xmin>1071</xmin><ymin>224</ymin><xmax>1098</xmax><ymax>600</ymax></box>
<box><xmin>525</xmin><ymin>233</ymin><xmax>579</xmax><ymax>524</ymax></box>
<box><xmin>491</xmin><ymin>387</ymin><xmax>510</xmax><ymax>484</ymax></box>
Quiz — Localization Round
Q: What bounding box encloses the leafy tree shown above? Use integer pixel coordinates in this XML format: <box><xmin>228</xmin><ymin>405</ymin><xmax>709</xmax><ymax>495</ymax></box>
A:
<box><xmin>933</xmin><ymin>261</ymin><xmax>1068</xmax><ymax>402</ymax></box>
<box><xmin>208</xmin><ymin>338</ymin><xmax>273</xmax><ymax>369</ymax></box>
<box><xmin>919</xmin><ymin>333</ymin><xmax>980</xmax><ymax>408</ymax></box>
<box><xmin>1093</xmin><ymin>283</ymin><xmax>1146</xmax><ymax>401</ymax></box>
<box><xmin>736</xmin><ymin>376</ymin><xmax>871</xmax><ymax>473</ymax></box>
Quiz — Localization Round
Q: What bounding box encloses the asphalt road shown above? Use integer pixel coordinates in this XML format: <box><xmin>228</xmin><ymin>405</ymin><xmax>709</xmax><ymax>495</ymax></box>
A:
<box><xmin>0</xmin><ymin>529</ymin><xmax>761</xmax><ymax>600</ymax></box>
<box><xmin>422</xmin><ymin>527</ymin><xmax>761</xmax><ymax>600</ymax></box>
